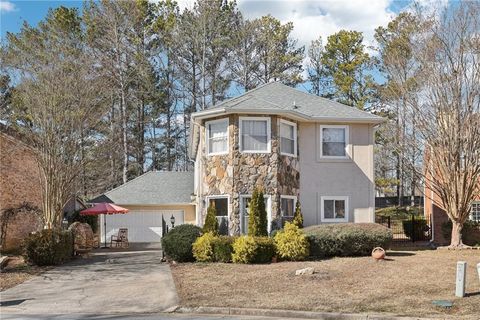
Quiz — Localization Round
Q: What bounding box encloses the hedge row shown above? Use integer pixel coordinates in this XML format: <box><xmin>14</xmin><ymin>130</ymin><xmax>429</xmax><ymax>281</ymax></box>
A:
<box><xmin>304</xmin><ymin>223</ymin><xmax>392</xmax><ymax>257</ymax></box>
<box><xmin>163</xmin><ymin>223</ymin><xmax>392</xmax><ymax>263</ymax></box>
<box><xmin>23</xmin><ymin>229</ymin><xmax>74</xmax><ymax>266</ymax></box>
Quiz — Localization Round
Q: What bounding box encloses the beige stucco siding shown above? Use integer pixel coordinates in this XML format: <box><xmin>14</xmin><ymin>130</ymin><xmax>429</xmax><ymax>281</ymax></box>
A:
<box><xmin>115</xmin><ymin>204</ymin><xmax>196</xmax><ymax>224</ymax></box>
<box><xmin>299</xmin><ymin>122</ymin><xmax>375</xmax><ymax>225</ymax></box>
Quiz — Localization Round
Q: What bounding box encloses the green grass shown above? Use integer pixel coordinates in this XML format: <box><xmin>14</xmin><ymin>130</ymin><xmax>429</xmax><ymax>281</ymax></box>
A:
<box><xmin>375</xmin><ymin>206</ymin><xmax>423</xmax><ymax>219</ymax></box>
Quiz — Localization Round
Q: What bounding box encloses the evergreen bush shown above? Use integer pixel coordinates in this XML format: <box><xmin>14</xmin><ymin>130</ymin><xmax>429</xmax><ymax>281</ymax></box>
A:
<box><xmin>192</xmin><ymin>232</ymin><xmax>216</xmax><ymax>262</ymax></box>
<box><xmin>212</xmin><ymin>236</ymin><xmax>235</xmax><ymax>262</ymax></box>
<box><xmin>232</xmin><ymin>236</ymin><xmax>275</xmax><ymax>263</ymax></box>
<box><xmin>203</xmin><ymin>204</ymin><xmax>219</xmax><ymax>235</ymax></box>
<box><xmin>248</xmin><ymin>188</ymin><xmax>268</xmax><ymax>236</ymax></box>
<box><xmin>274</xmin><ymin>222</ymin><xmax>309</xmax><ymax>261</ymax></box>
<box><xmin>23</xmin><ymin>229</ymin><xmax>73</xmax><ymax>266</ymax></box>
<box><xmin>292</xmin><ymin>200</ymin><xmax>304</xmax><ymax>228</ymax></box>
<box><xmin>162</xmin><ymin>224</ymin><xmax>202</xmax><ymax>262</ymax></box>
<box><xmin>305</xmin><ymin>223</ymin><xmax>392</xmax><ymax>257</ymax></box>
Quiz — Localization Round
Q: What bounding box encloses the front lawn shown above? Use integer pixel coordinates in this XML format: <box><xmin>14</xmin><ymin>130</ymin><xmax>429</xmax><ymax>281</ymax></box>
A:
<box><xmin>171</xmin><ymin>250</ymin><xmax>480</xmax><ymax>318</ymax></box>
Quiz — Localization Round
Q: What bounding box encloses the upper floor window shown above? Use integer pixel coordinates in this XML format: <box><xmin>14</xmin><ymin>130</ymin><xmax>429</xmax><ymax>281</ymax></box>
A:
<box><xmin>471</xmin><ymin>201</ymin><xmax>480</xmax><ymax>222</ymax></box>
<box><xmin>320</xmin><ymin>125</ymin><xmax>349</xmax><ymax>158</ymax></box>
<box><xmin>239</xmin><ymin>117</ymin><xmax>271</xmax><ymax>153</ymax></box>
<box><xmin>206</xmin><ymin>118</ymin><xmax>228</xmax><ymax>155</ymax></box>
<box><xmin>280</xmin><ymin>119</ymin><xmax>297</xmax><ymax>157</ymax></box>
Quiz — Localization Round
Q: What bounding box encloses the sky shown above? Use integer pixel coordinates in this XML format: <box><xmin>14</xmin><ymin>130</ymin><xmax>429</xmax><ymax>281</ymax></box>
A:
<box><xmin>1</xmin><ymin>0</ymin><xmax>418</xmax><ymax>45</ymax></box>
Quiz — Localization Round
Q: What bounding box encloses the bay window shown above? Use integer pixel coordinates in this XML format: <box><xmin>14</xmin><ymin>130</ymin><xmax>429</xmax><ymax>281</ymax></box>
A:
<box><xmin>280</xmin><ymin>120</ymin><xmax>297</xmax><ymax>156</ymax></box>
<box><xmin>239</xmin><ymin>117</ymin><xmax>271</xmax><ymax>153</ymax></box>
<box><xmin>206</xmin><ymin>118</ymin><xmax>228</xmax><ymax>155</ymax></box>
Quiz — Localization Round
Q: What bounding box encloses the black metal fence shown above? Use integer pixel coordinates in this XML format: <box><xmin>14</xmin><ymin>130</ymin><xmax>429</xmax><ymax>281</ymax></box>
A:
<box><xmin>375</xmin><ymin>196</ymin><xmax>424</xmax><ymax>208</ymax></box>
<box><xmin>376</xmin><ymin>214</ymin><xmax>431</xmax><ymax>242</ymax></box>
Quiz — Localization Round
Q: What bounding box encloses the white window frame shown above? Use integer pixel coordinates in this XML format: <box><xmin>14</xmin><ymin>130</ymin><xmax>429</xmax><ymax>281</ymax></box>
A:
<box><xmin>239</xmin><ymin>194</ymin><xmax>272</xmax><ymax>234</ymax></box>
<box><xmin>279</xmin><ymin>119</ymin><xmax>297</xmax><ymax>157</ymax></box>
<box><xmin>239</xmin><ymin>116</ymin><xmax>271</xmax><ymax>153</ymax></box>
<box><xmin>320</xmin><ymin>196</ymin><xmax>349</xmax><ymax>222</ymax></box>
<box><xmin>319</xmin><ymin>125</ymin><xmax>349</xmax><ymax>159</ymax></box>
<box><xmin>470</xmin><ymin>201</ymin><xmax>480</xmax><ymax>222</ymax></box>
<box><xmin>205</xmin><ymin>195</ymin><xmax>230</xmax><ymax>235</ymax></box>
<box><xmin>280</xmin><ymin>195</ymin><xmax>297</xmax><ymax>218</ymax></box>
<box><xmin>205</xmin><ymin>118</ymin><xmax>229</xmax><ymax>156</ymax></box>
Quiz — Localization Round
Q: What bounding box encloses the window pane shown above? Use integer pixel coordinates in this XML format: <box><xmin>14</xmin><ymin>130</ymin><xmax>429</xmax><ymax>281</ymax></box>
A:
<box><xmin>242</xmin><ymin>120</ymin><xmax>268</xmax><ymax>151</ymax></box>
<box><xmin>280</xmin><ymin>123</ymin><xmax>294</xmax><ymax>139</ymax></box>
<box><xmin>471</xmin><ymin>202</ymin><xmax>480</xmax><ymax>222</ymax></box>
<box><xmin>281</xmin><ymin>137</ymin><xmax>294</xmax><ymax>154</ymax></box>
<box><xmin>322</xmin><ymin>128</ymin><xmax>346</xmax><ymax>157</ymax></box>
<box><xmin>281</xmin><ymin>198</ymin><xmax>294</xmax><ymax>217</ymax></box>
<box><xmin>209</xmin><ymin>198</ymin><xmax>228</xmax><ymax>216</ymax></box>
<box><xmin>208</xmin><ymin>121</ymin><xmax>228</xmax><ymax>154</ymax></box>
<box><xmin>335</xmin><ymin>200</ymin><xmax>345</xmax><ymax>219</ymax></box>
<box><xmin>324</xmin><ymin>200</ymin><xmax>334</xmax><ymax>219</ymax></box>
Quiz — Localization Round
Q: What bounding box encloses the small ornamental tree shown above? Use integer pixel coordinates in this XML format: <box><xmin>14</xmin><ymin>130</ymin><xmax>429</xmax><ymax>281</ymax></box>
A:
<box><xmin>248</xmin><ymin>187</ymin><xmax>268</xmax><ymax>236</ymax></box>
<box><xmin>293</xmin><ymin>200</ymin><xmax>304</xmax><ymax>228</ymax></box>
<box><xmin>203</xmin><ymin>204</ymin><xmax>219</xmax><ymax>235</ymax></box>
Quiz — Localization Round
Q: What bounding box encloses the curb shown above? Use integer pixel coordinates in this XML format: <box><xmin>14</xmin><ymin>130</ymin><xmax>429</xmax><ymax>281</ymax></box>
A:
<box><xmin>174</xmin><ymin>306</ymin><xmax>440</xmax><ymax>320</ymax></box>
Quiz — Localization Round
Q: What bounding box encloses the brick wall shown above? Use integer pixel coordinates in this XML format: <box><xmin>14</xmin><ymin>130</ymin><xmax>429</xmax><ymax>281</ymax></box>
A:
<box><xmin>431</xmin><ymin>204</ymin><xmax>449</xmax><ymax>245</ymax></box>
<box><xmin>0</xmin><ymin>132</ymin><xmax>43</xmax><ymax>251</ymax></box>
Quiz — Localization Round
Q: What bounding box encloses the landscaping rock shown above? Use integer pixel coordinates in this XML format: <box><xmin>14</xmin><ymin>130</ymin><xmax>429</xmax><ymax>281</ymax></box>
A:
<box><xmin>295</xmin><ymin>267</ymin><xmax>314</xmax><ymax>276</ymax></box>
<box><xmin>69</xmin><ymin>222</ymin><xmax>94</xmax><ymax>255</ymax></box>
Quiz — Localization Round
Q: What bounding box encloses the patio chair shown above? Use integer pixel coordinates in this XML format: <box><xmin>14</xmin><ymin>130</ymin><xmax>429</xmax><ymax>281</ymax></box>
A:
<box><xmin>110</xmin><ymin>228</ymin><xmax>129</xmax><ymax>248</ymax></box>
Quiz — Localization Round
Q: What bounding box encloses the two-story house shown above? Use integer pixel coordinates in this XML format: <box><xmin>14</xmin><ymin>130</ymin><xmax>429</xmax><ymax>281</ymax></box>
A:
<box><xmin>189</xmin><ymin>82</ymin><xmax>384</xmax><ymax>235</ymax></box>
<box><xmin>92</xmin><ymin>82</ymin><xmax>384</xmax><ymax>242</ymax></box>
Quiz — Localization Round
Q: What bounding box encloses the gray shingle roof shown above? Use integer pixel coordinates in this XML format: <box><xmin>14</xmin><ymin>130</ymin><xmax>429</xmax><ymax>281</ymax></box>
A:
<box><xmin>195</xmin><ymin>82</ymin><xmax>383</xmax><ymax>122</ymax></box>
<box><xmin>90</xmin><ymin>171</ymin><xmax>194</xmax><ymax>205</ymax></box>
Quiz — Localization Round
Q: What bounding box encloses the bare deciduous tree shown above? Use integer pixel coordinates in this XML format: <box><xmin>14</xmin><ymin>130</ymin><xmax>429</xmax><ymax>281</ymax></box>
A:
<box><xmin>403</xmin><ymin>3</ymin><xmax>480</xmax><ymax>247</ymax></box>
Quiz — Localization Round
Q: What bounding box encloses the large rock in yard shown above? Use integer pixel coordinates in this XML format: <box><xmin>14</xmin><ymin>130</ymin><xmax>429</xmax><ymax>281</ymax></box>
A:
<box><xmin>295</xmin><ymin>267</ymin><xmax>315</xmax><ymax>276</ymax></box>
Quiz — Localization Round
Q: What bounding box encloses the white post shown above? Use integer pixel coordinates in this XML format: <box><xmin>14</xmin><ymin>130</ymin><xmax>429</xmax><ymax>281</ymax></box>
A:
<box><xmin>477</xmin><ymin>263</ymin><xmax>480</xmax><ymax>284</ymax></box>
<box><xmin>455</xmin><ymin>261</ymin><xmax>467</xmax><ymax>297</ymax></box>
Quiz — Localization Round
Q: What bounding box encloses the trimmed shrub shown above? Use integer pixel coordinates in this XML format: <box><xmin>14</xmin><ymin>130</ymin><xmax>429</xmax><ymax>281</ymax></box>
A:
<box><xmin>304</xmin><ymin>223</ymin><xmax>392</xmax><ymax>258</ymax></box>
<box><xmin>248</xmin><ymin>188</ymin><xmax>268</xmax><ymax>236</ymax></box>
<box><xmin>212</xmin><ymin>236</ymin><xmax>235</xmax><ymax>263</ymax></box>
<box><xmin>162</xmin><ymin>224</ymin><xmax>202</xmax><ymax>262</ymax></box>
<box><xmin>192</xmin><ymin>232</ymin><xmax>216</xmax><ymax>262</ymax></box>
<box><xmin>203</xmin><ymin>205</ymin><xmax>219</xmax><ymax>235</ymax></box>
<box><xmin>402</xmin><ymin>219</ymin><xmax>429</xmax><ymax>240</ymax></box>
<box><xmin>274</xmin><ymin>222</ymin><xmax>309</xmax><ymax>261</ymax></box>
<box><xmin>441</xmin><ymin>220</ymin><xmax>480</xmax><ymax>246</ymax></box>
<box><xmin>23</xmin><ymin>229</ymin><xmax>73</xmax><ymax>266</ymax></box>
<box><xmin>292</xmin><ymin>201</ymin><xmax>304</xmax><ymax>228</ymax></box>
<box><xmin>232</xmin><ymin>236</ymin><xmax>275</xmax><ymax>264</ymax></box>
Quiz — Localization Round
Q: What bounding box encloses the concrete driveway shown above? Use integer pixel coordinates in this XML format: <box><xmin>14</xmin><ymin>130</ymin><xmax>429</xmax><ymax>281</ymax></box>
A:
<box><xmin>0</xmin><ymin>249</ymin><xmax>179</xmax><ymax>315</ymax></box>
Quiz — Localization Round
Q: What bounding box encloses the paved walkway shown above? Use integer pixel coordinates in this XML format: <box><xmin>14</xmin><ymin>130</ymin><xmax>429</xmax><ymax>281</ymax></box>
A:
<box><xmin>0</xmin><ymin>249</ymin><xmax>179</xmax><ymax>315</ymax></box>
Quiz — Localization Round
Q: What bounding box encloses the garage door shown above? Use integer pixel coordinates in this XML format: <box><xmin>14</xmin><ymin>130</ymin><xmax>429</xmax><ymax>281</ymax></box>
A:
<box><xmin>101</xmin><ymin>210</ymin><xmax>184</xmax><ymax>243</ymax></box>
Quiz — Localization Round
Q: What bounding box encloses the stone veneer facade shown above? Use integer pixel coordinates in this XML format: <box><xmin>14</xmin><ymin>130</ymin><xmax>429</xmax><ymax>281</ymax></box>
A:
<box><xmin>200</xmin><ymin>114</ymin><xmax>300</xmax><ymax>235</ymax></box>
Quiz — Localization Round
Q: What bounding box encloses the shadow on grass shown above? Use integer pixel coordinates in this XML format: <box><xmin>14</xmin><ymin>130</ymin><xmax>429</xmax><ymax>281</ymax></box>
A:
<box><xmin>465</xmin><ymin>291</ymin><xmax>480</xmax><ymax>298</ymax></box>
<box><xmin>386</xmin><ymin>251</ymin><xmax>416</xmax><ymax>257</ymax></box>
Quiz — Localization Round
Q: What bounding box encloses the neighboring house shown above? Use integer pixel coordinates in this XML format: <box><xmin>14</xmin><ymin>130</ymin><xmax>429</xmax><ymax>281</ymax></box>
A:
<box><xmin>189</xmin><ymin>82</ymin><xmax>384</xmax><ymax>235</ymax></box>
<box><xmin>90</xmin><ymin>171</ymin><xmax>195</xmax><ymax>243</ymax></box>
<box><xmin>0</xmin><ymin>126</ymin><xmax>43</xmax><ymax>252</ymax></box>
<box><xmin>424</xmin><ymin>172</ymin><xmax>480</xmax><ymax>245</ymax></box>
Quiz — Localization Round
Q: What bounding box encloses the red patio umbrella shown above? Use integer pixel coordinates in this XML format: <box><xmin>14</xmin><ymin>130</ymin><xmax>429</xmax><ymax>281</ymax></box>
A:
<box><xmin>81</xmin><ymin>203</ymin><xmax>129</xmax><ymax>248</ymax></box>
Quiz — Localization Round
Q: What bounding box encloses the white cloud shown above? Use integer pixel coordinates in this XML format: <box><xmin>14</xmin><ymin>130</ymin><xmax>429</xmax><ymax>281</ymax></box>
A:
<box><xmin>0</xmin><ymin>1</ymin><xmax>16</xmax><ymax>13</ymax></box>
<box><xmin>238</xmin><ymin>0</ymin><xmax>395</xmax><ymax>50</ymax></box>
<box><xmin>174</xmin><ymin>0</ymin><xmax>396</xmax><ymax>51</ymax></box>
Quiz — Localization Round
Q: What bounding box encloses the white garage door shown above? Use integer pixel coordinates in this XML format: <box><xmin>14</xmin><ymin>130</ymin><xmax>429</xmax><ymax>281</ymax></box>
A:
<box><xmin>101</xmin><ymin>210</ymin><xmax>184</xmax><ymax>243</ymax></box>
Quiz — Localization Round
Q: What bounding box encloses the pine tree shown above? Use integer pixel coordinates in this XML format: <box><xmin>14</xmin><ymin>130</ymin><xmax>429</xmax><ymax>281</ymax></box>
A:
<box><xmin>293</xmin><ymin>200</ymin><xmax>303</xmax><ymax>228</ymax></box>
<box><xmin>248</xmin><ymin>187</ymin><xmax>268</xmax><ymax>236</ymax></box>
<box><xmin>203</xmin><ymin>204</ymin><xmax>219</xmax><ymax>234</ymax></box>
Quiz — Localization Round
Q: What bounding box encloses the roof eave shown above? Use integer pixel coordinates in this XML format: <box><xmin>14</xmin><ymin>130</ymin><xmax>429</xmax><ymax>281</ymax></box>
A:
<box><xmin>191</xmin><ymin>108</ymin><xmax>385</xmax><ymax>124</ymax></box>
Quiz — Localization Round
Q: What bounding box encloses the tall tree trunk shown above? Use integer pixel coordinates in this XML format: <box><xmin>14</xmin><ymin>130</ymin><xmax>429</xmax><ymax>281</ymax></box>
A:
<box><xmin>450</xmin><ymin>220</ymin><xmax>463</xmax><ymax>247</ymax></box>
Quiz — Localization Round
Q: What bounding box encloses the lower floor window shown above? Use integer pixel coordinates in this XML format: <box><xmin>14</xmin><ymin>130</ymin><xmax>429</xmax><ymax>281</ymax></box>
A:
<box><xmin>321</xmin><ymin>196</ymin><xmax>348</xmax><ymax>222</ymax></box>
<box><xmin>280</xmin><ymin>196</ymin><xmax>297</xmax><ymax>217</ymax></box>
<box><xmin>208</xmin><ymin>197</ymin><xmax>229</xmax><ymax>235</ymax></box>
<box><xmin>471</xmin><ymin>202</ymin><xmax>480</xmax><ymax>222</ymax></box>
<box><xmin>240</xmin><ymin>195</ymin><xmax>271</xmax><ymax>234</ymax></box>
